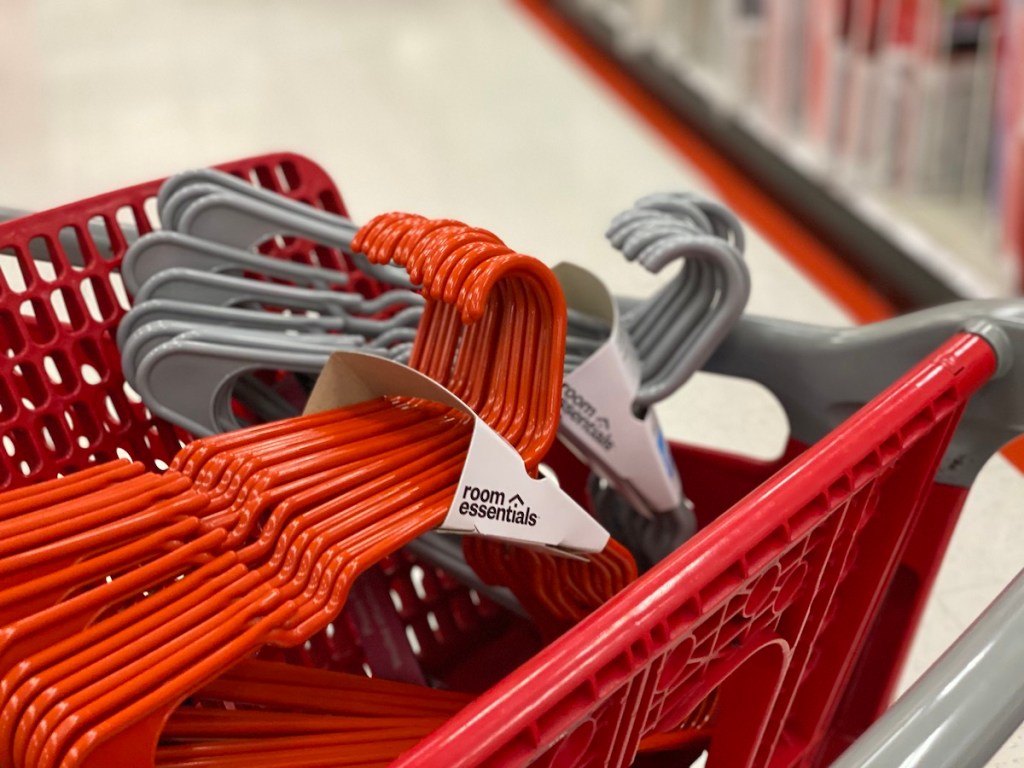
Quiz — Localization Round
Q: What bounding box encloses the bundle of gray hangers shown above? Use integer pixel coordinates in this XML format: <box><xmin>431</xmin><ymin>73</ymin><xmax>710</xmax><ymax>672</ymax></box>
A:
<box><xmin>570</xmin><ymin>192</ymin><xmax>751</xmax><ymax>570</ymax></box>
<box><xmin>117</xmin><ymin>169</ymin><xmax>423</xmax><ymax>437</ymax></box>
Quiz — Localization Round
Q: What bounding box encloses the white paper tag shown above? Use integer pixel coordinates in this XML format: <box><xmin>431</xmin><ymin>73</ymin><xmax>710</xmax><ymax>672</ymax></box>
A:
<box><xmin>304</xmin><ymin>351</ymin><xmax>609</xmax><ymax>557</ymax></box>
<box><xmin>553</xmin><ymin>263</ymin><xmax>683</xmax><ymax>518</ymax></box>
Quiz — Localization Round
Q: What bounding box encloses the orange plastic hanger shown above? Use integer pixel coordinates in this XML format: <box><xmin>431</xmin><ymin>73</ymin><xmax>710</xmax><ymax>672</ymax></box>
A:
<box><xmin>155</xmin><ymin>730</ymin><xmax>429</xmax><ymax>767</ymax></box>
<box><xmin>0</xmin><ymin>516</ymin><xmax>207</xmax><ymax>629</ymax></box>
<box><xmin>0</xmin><ymin>475</ymin><xmax>205</xmax><ymax>591</ymax></box>
<box><xmin>156</xmin><ymin>738</ymin><xmax>419</xmax><ymax>768</ymax></box>
<box><xmin>36</xmin><ymin>460</ymin><xmax>477</xmax><ymax>767</ymax></box>
<box><xmin>0</xmin><ymin>546</ymin><xmax>234</xmax><ymax>767</ymax></box>
<box><xmin>161</xmin><ymin>709</ymin><xmax>450</xmax><ymax>740</ymax></box>
<box><xmin>0</xmin><ymin>462</ymin><xmax>144</xmax><ymax>523</ymax></box>
<box><xmin>198</xmin><ymin>659</ymin><xmax>470</xmax><ymax>717</ymax></box>
<box><xmin>17</xmin><ymin>425</ymin><xmax>452</xmax><ymax>759</ymax></box>
<box><xmin>0</xmin><ymin>529</ymin><xmax>227</xmax><ymax>704</ymax></box>
<box><xmin>12</xmin><ymin>417</ymin><xmax>468</xmax><ymax>768</ymax></box>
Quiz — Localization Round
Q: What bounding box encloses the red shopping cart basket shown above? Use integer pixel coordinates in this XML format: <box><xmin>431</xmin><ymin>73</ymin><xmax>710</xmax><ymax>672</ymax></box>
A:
<box><xmin>395</xmin><ymin>329</ymin><xmax>1006</xmax><ymax>767</ymax></box>
<box><xmin>1</xmin><ymin>157</ymin><xmax>1019</xmax><ymax>767</ymax></box>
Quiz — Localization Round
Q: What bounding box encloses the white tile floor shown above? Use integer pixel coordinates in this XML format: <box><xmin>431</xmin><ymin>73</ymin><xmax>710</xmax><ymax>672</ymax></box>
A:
<box><xmin>1</xmin><ymin>1</ymin><xmax>1021</xmax><ymax>764</ymax></box>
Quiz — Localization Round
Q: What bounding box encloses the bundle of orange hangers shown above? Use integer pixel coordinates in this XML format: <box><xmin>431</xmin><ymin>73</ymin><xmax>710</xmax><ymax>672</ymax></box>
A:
<box><xmin>0</xmin><ymin>214</ymin><xmax>715</xmax><ymax>768</ymax></box>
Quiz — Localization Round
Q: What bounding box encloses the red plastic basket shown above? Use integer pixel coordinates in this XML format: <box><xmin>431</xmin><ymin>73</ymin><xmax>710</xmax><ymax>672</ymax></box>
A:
<box><xmin>0</xmin><ymin>160</ymin><xmax>1003</xmax><ymax>766</ymax></box>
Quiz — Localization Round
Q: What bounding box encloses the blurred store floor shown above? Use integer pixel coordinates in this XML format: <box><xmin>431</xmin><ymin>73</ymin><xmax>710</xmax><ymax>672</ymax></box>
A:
<box><xmin>1</xmin><ymin>1</ymin><xmax>1021</xmax><ymax>764</ymax></box>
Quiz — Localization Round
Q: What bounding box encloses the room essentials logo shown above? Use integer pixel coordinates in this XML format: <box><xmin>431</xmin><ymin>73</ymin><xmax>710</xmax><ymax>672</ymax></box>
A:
<box><xmin>458</xmin><ymin>485</ymin><xmax>538</xmax><ymax>527</ymax></box>
<box><xmin>562</xmin><ymin>383</ymin><xmax>614</xmax><ymax>450</ymax></box>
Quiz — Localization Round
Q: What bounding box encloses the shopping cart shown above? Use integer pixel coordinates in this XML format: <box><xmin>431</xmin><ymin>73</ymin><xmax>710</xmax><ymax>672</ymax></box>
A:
<box><xmin>1</xmin><ymin>152</ymin><xmax>1021</xmax><ymax>766</ymax></box>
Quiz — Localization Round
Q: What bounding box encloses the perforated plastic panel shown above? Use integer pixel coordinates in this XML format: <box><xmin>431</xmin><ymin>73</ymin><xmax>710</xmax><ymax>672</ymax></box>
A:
<box><xmin>0</xmin><ymin>153</ymin><xmax>374</xmax><ymax>490</ymax></box>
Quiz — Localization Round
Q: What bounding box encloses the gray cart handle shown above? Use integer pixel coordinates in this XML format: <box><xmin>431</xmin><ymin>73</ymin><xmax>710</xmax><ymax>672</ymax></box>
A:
<box><xmin>704</xmin><ymin>300</ymin><xmax>1024</xmax><ymax>486</ymax></box>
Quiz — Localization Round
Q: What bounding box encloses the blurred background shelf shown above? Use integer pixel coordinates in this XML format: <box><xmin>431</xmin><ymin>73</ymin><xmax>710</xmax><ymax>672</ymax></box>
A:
<box><xmin>549</xmin><ymin>0</ymin><xmax>1024</xmax><ymax>309</ymax></box>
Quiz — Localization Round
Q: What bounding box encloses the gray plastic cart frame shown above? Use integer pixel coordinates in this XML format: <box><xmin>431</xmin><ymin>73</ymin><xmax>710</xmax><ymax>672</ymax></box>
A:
<box><xmin>832</xmin><ymin>565</ymin><xmax>1024</xmax><ymax>768</ymax></box>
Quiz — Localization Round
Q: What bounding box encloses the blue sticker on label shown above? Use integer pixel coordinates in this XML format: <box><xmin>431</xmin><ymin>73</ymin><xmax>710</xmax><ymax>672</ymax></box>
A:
<box><xmin>656</xmin><ymin>426</ymin><xmax>678</xmax><ymax>480</ymax></box>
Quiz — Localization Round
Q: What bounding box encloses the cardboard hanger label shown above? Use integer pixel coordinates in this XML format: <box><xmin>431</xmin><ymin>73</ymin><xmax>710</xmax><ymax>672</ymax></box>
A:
<box><xmin>305</xmin><ymin>352</ymin><xmax>609</xmax><ymax>557</ymax></box>
<box><xmin>554</xmin><ymin>263</ymin><xmax>683</xmax><ymax>518</ymax></box>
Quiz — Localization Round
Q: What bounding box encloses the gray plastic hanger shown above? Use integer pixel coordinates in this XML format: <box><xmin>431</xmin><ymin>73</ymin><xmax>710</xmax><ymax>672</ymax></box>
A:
<box><xmin>116</xmin><ymin>299</ymin><xmax>358</xmax><ymax>350</ymax></box>
<box><xmin>155</xmin><ymin>167</ymin><xmax>411</xmax><ymax>288</ymax></box>
<box><xmin>157</xmin><ymin>168</ymin><xmax>351</xmax><ymax>233</ymax></box>
<box><xmin>121</xmin><ymin>231</ymin><xmax>356</xmax><ymax>297</ymax></box>
<box><xmin>118</xmin><ymin>300</ymin><xmax>416</xmax><ymax>360</ymax></box>
<box><xmin>231</xmin><ymin>376</ymin><xmax>303</xmax><ymax>424</ymax></box>
<box><xmin>566</xmin><ymin>307</ymin><xmax>611</xmax><ymax>338</ymax></box>
<box><xmin>564</xmin><ymin>307</ymin><xmax>611</xmax><ymax>370</ymax></box>
<box><xmin>607</xmin><ymin>201</ymin><xmax>750</xmax><ymax>409</ymax></box>
<box><xmin>161</xmin><ymin>182</ymin><xmax>246</xmax><ymax>233</ymax></box>
<box><xmin>622</xmin><ymin>259</ymin><xmax>713</xmax><ymax>387</ymax></box>
<box><xmin>120</xmin><ymin>320</ymin><xmax>376</xmax><ymax>385</ymax></box>
<box><xmin>586</xmin><ymin>476</ymin><xmax>697</xmax><ymax>571</ymax></box>
<box><xmin>704</xmin><ymin>299</ymin><xmax>1024</xmax><ymax>487</ymax></box>
<box><xmin>129</xmin><ymin>265</ymin><xmax>422</xmax><ymax>316</ymax></box>
<box><xmin>127</xmin><ymin>311</ymin><xmax>418</xmax><ymax>433</ymax></box>
<box><xmin>636</xmin><ymin>190</ymin><xmax>747</xmax><ymax>249</ymax></box>
<box><xmin>132</xmin><ymin>268</ymin><xmax>424</xmax><ymax>337</ymax></box>
<box><xmin>173</xmin><ymin>187</ymin><xmax>412</xmax><ymax>289</ymax></box>
<box><xmin>832</xmin><ymin>564</ymin><xmax>1024</xmax><ymax>768</ymax></box>
<box><xmin>134</xmin><ymin>337</ymin><xmax>342</xmax><ymax>436</ymax></box>
<box><xmin>116</xmin><ymin>300</ymin><xmax>355</xmax><ymax>425</ymax></box>
<box><xmin>174</xmin><ymin>187</ymin><xmax>358</xmax><ymax>249</ymax></box>
<box><xmin>135</xmin><ymin>319</ymin><xmax>410</xmax><ymax>368</ymax></box>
